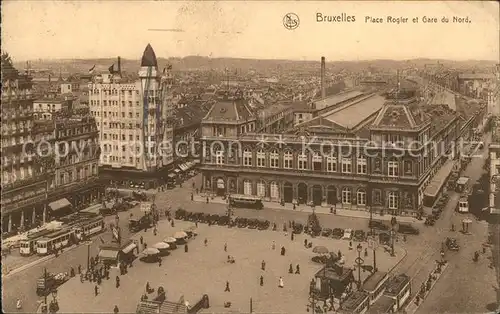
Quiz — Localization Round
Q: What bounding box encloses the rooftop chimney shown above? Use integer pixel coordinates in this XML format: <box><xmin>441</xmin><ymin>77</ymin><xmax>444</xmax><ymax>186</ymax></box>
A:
<box><xmin>321</xmin><ymin>57</ymin><xmax>326</xmax><ymax>99</ymax></box>
<box><xmin>117</xmin><ymin>56</ymin><xmax>121</xmax><ymax>75</ymax></box>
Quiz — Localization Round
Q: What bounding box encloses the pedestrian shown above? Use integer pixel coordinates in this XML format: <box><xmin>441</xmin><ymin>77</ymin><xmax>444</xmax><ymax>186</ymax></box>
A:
<box><xmin>204</xmin><ymin>238</ymin><xmax>208</xmax><ymax>246</ymax></box>
<box><xmin>185</xmin><ymin>244</ymin><xmax>188</xmax><ymax>253</ymax></box>
<box><xmin>77</xmin><ymin>264</ymin><xmax>81</xmax><ymax>274</ymax></box>
<box><xmin>261</xmin><ymin>260</ymin><xmax>266</xmax><ymax>271</ymax></box>
<box><xmin>140</xmin><ymin>236</ymin><xmax>144</xmax><ymax>245</ymax></box>
<box><xmin>146</xmin><ymin>282</ymin><xmax>150</xmax><ymax>293</ymax></box>
<box><xmin>364</xmin><ymin>248</ymin><xmax>368</xmax><ymax>257</ymax></box>
<box><xmin>159</xmin><ymin>259</ymin><xmax>162</xmax><ymax>267</ymax></box>
<box><xmin>206</xmin><ymin>197</ymin><xmax>209</xmax><ymax>204</ymax></box>
<box><xmin>115</xmin><ymin>276</ymin><xmax>120</xmax><ymax>288</ymax></box>
<box><xmin>94</xmin><ymin>285</ymin><xmax>99</xmax><ymax>296</ymax></box>
<box><xmin>80</xmin><ymin>273</ymin><xmax>84</xmax><ymax>283</ymax></box>
<box><xmin>295</xmin><ymin>264</ymin><xmax>300</xmax><ymax>274</ymax></box>
<box><xmin>114</xmin><ymin>305</ymin><xmax>119</xmax><ymax>314</ymax></box>
<box><xmin>260</xmin><ymin>275</ymin><xmax>264</xmax><ymax>286</ymax></box>
<box><xmin>289</xmin><ymin>264</ymin><xmax>293</xmax><ymax>274</ymax></box>
<box><xmin>191</xmin><ymin>193</ymin><xmax>194</xmax><ymax>201</ymax></box>
<box><xmin>281</xmin><ymin>246</ymin><xmax>286</xmax><ymax>256</ymax></box>
<box><xmin>278</xmin><ymin>277</ymin><xmax>284</xmax><ymax>288</ymax></box>
<box><xmin>482</xmin><ymin>246</ymin><xmax>486</xmax><ymax>254</ymax></box>
<box><xmin>16</xmin><ymin>299</ymin><xmax>22</xmax><ymax>310</ymax></box>
<box><xmin>349</xmin><ymin>241</ymin><xmax>353</xmax><ymax>250</ymax></box>
<box><xmin>272</xmin><ymin>241</ymin><xmax>276</xmax><ymax>250</ymax></box>
<box><xmin>153</xmin><ymin>227</ymin><xmax>157</xmax><ymax>236</ymax></box>
<box><xmin>225</xmin><ymin>281</ymin><xmax>230</xmax><ymax>292</ymax></box>
<box><xmin>304</xmin><ymin>239</ymin><xmax>308</xmax><ymax>247</ymax></box>
<box><xmin>195</xmin><ymin>221</ymin><xmax>198</xmax><ymax>228</ymax></box>
<box><xmin>192</xmin><ymin>181</ymin><xmax>195</xmax><ymax>189</ymax></box>
<box><xmin>171</xmin><ymin>220</ymin><xmax>175</xmax><ymax>227</ymax></box>
<box><xmin>338</xmin><ymin>250</ymin><xmax>342</xmax><ymax>259</ymax></box>
<box><xmin>224</xmin><ymin>243</ymin><xmax>227</xmax><ymax>252</ymax></box>
<box><xmin>144</xmin><ymin>243</ymin><xmax>148</xmax><ymax>249</ymax></box>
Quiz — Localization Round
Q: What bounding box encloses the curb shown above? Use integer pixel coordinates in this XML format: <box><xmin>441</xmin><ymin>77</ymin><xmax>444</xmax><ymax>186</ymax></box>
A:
<box><xmin>404</xmin><ymin>263</ymin><xmax>450</xmax><ymax>314</ymax></box>
<box><xmin>3</xmin><ymin>243</ymin><xmax>83</xmax><ymax>278</ymax></box>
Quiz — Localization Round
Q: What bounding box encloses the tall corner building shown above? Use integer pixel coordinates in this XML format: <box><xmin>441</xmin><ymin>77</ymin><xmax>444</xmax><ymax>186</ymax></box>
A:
<box><xmin>88</xmin><ymin>44</ymin><xmax>174</xmax><ymax>188</ymax></box>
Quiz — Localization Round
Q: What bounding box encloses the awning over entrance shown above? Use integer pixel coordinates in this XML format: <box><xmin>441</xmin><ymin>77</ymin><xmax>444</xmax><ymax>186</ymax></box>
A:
<box><xmin>98</xmin><ymin>249</ymin><xmax>119</xmax><ymax>260</ymax></box>
<box><xmin>217</xmin><ymin>179</ymin><xmax>225</xmax><ymax>189</ymax></box>
<box><xmin>81</xmin><ymin>203</ymin><xmax>103</xmax><ymax>214</ymax></box>
<box><xmin>122</xmin><ymin>242</ymin><xmax>137</xmax><ymax>254</ymax></box>
<box><xmin>48</xmin><ymin>198</ymin><xmax>72</xmax><ymax>211</ymax></box>
<box><xmin>424</xmin><ymin>160</ymin><xmax>456</xmax><ymax>198</ymax></box>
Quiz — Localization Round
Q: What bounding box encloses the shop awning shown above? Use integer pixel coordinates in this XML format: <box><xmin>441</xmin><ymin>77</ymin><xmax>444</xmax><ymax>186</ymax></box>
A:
<box><xmin>168</xmin><ymin>173</ymin><xmax>177</xmax><ymax>178</ymax></box>
<box><xmin>179</xmin><ymin>163</ymin><xmax>188</xmax><ymax>171</ymax></box>
<box><xmin>48</xmin><ymin>198</ymin><xmax>72</xmax><ymax>211</ymax></box>
<box><xmin>121</xmin><ymin>242</ymin><xmax>137</xmax><ymax>254</ymax></box>
<box><xmin>184</xmin><ymin>162</ymin><xmax>195</xmax><ymax>171</ymax></box>
<box><xmin>174</xmin><ymin>169</ymin><xmax>181</xmax><ymax>173</ymax></box>
<box><xmin>98</xmin><ymin>249</ymin><xmax>119</xmax><ymax>260</ymax></box>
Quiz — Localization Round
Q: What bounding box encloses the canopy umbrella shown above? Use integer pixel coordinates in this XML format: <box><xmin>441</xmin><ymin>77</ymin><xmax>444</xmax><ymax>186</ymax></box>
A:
<box><xmin>312</xmin><ymin>246</ymin><xmax>329</xmax><ymax>254</ymax></box>
<box><xmin>174</xmin><ymin>231</ymin><xmax>188</xmax><ymax>239</ymax></box>
<box><xmin>163</xmin><ymin>237</ymin><xmax>177</xmax><ymax>243</ymax></box>
<box><xmin>142</xmin><ymin>247</ymin><xmax>160</xmax><ymax>256</ymax></box>
<box><xmin>153</xmin><ymin>242</ymin><xmax>170</xmax><ymax>250</ymax></box>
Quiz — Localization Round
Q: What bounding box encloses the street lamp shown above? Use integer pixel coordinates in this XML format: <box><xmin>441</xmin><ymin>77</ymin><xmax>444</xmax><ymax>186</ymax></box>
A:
<box><xmin>355</xmin><ymin>244</ymin><xmax>364</xmax><ymax>290</ymax></box>
<box><xmin>390</xmin><ymin>217</ymin><xmax>398</xmax><ymax>257</ymax></box>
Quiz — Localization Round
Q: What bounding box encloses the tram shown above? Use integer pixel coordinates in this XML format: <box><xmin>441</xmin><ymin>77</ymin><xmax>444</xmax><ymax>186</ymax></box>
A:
<box><xmin>74</xmin><ymin>215</ymin><xmax>104</xmax><ymax>240</ymax></box>
<box><xmin>36</xmin><ymin>228</ymin><xmax>76</xmax><ymax>256</ymax></box>
<box><xmin>19</xmin><ymin>229</ymin><xmax>61</xmax><ymax>256</ymax></box>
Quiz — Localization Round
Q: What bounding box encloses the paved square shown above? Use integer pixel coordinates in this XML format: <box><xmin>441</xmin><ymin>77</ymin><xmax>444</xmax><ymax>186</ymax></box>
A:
<box><xmin>57</xmin><ymin>218</ymin><xmax>405</xmax><ymax>313</ymax></box>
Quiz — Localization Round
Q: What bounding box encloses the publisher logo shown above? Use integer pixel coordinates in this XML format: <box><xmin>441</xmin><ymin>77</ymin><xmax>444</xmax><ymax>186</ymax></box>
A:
<box><xmin>283</xmin><ymin>13</ymin><xmax>300</xmax><ymax>30</ymax></box>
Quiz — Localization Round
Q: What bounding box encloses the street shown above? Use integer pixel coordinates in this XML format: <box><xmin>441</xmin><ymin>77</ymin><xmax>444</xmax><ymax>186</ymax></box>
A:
<box><xmin>2</xmin><ymin>136</ymin><xmax>496</xmax><ymax>313</ymax></box>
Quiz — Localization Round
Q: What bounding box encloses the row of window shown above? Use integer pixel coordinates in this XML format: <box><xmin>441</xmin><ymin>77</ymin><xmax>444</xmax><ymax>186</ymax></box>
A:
<box><xmin>96</xmin><ymin>122</ymin><xmax>156</xmax><ymax>131</ymax></box>
<box><xmin>212</xmin><ymin>150</ymin><xmax>401</xmax><ymax>176</ymax></box>
<box><xmin>102</xmin><ymin>134</ymin><xmax>155</xmax><ymax>141</ymax></box>
<box><xmin>90</xmin><ymin>89</ymin><xmax>139</xmax><ymax>96</ymax></box>
<box><xmin>237</xmin><ymin>182</ymin><xmax>400</xmax><ymax>209</ymax></box>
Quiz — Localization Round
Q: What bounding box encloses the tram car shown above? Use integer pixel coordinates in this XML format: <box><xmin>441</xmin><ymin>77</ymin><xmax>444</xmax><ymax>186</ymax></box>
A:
<box><xmin>19</xmin><ymin>229</ymin><xmax>61</xmax><ymax>256</ymax></box>
<box><xmin>36</xmin><ymin>228</ymin><xmax>76</xmax><ymax>256</ymax></box>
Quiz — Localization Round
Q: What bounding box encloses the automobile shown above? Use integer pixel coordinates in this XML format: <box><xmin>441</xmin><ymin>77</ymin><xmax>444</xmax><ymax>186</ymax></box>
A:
<box><xmin>368</xmin><ymin>220</ymin><xmax>390</xmax><ymax>231</ymax></box>
<box><xmin>398</xmin><ymin>223</ymin><xmax>420</xmax><ymax>235</ymax></box>
<box><xmin>321</xmin><ymin>228</ymin><xmax>333</xmax><ymax>237</ymax></box>
<box><xmin>342</xmin><ymin>228</ymin><xmax>353</xmax><ymax>240</ymax></box>
<box><xmin>332</xmin><ymin>228</ymin><xmax>344</xmax><ymax>239</ymax></box>
<box><xmin>353</xmin><ymin>230</ymin><xmax>366</xmax><ymax>241</ymax></box>
<box><xmin>445</xmin><ymin>237</ymin><xmax>460</xmax><ymax>251</ymax></box>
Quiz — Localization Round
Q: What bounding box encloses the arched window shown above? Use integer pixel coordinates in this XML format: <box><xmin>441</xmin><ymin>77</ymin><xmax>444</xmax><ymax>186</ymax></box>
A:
<box><xmin>243</xmin><ymin>148</ymin><xmax>252</xmax><ymax>166</ymax></box>
<box><xmin>257</xmin><ymin>150</ymin><xmax>266</xmax><ymax>167</ymax></box>
<box><xmin>357</xmin><ymin>155</ymin><xmax>367</xmax><ymax>174</ymax></box>
<box><xmin>388</xmin><ymin>191</ymin><xmax>399</xmax><ymax>209</ymax></box>
<box><xmin>270</xmin><ymin>181</ymin><xmax>280</xmax><ymax>199</ymax></box>
<box><xmin>257</xmin><ymin>180</ymin><xmax>266</xmax><ymax>197</ymax></box>
<box><xmin>298</xmin><ymin>153</ymin><xmax>308</xmax><ymax>170</ymax></box>
<box><xmin>357</xmin><ymin>189</ymin><xmax>366</xmax><ymax>206</ymax></box>
<box><xmin>342</xmin><ymin>187</ymin><xmax>351</xmax><ymax>204</ymax></box>
<box><xmin>284</xmin><ymin>151</ymin><xmax>293</xmax><ymax>169</ymax></box>
<box><xmin>243</xmin><ymin>179</ymin><xmax>252</xmax><ymax>195</ymax></box>
<box><xmin>269</xmin><ymin>149</ymin><xmax>279</xmax><ymax>168</ymax></box>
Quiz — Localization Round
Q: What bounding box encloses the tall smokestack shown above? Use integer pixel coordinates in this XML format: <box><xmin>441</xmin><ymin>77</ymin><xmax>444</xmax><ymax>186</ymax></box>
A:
<box><xmin>117</xmin><ymin>56</ymin><xmax>121</xmax><ymax>74</ymax></box>
<box><xmin>321</xmin><ymin>56</ymin><xmax>326</xmax><ymax>99</ymax></box>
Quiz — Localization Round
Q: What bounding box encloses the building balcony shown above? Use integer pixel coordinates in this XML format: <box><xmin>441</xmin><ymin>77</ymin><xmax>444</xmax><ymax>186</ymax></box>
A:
<box><xmin>1</xmin><ymin>175</ymin><xmax>47</xmax><ymax>194</ymax></box>
<box><xmin>199</xmin><ymin>163</ymin><xmax>419</xmax><ymax>185</ymax></box>
<box><xmin>50</xmin><ymin>176</ymin><xmax>100</xmax><ymax>196</ymax></box>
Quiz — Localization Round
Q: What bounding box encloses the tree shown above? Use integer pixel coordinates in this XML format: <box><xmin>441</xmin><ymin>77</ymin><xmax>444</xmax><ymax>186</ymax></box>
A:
<box><xmin>1</xmin><ymin>52</ymin><xmax>18</xmax><ymax>80</ymax></box>
<box><xmin>307</xmin><ymin>212</ymin><xmax>322</xmax><ymax>236</ymax></box>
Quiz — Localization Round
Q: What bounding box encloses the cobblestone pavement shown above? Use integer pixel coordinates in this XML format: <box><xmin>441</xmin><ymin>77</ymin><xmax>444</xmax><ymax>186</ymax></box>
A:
<box><xmin>56</xmin><ymin>218</ymin><xmax>405</xmax><ymax>313</ymax></box>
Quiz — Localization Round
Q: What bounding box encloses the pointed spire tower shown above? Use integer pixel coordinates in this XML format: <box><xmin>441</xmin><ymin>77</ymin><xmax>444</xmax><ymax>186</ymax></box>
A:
<box><xmin>138</xmin><ymin>43</ymin><xmax>161</xmax><ymax>170</ymax></box>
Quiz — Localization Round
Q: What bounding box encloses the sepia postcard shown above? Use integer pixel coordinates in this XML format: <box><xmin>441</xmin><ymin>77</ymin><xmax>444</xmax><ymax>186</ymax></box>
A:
<box><xmin>1</xmin><ymin>1</ymin><xmax>499</xmax><ymax>313</ymax></box>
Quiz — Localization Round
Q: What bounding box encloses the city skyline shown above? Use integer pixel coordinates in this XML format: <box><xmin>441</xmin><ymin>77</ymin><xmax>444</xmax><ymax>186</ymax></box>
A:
<box><xmin>2</xmin><ymin>1</ymin><xmax>499</xmax><ymax>62</ymax></box>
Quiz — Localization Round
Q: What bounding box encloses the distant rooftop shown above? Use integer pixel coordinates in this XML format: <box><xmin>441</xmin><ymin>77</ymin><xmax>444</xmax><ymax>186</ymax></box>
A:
<box><xmin>313</xmin><ymin>90</ymin><xmax>364</xmax><ymax>110</ymax></box>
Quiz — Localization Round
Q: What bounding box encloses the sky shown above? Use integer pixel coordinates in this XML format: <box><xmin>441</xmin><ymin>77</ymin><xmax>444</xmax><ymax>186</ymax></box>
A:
<box><xmin>2</xmin><ymin>1</ymin><xmax>499</xmax><ymax>62</ymax></box>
